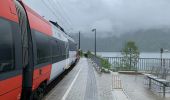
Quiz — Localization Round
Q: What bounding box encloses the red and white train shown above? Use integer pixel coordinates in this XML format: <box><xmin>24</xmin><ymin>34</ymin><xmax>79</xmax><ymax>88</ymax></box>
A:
<box><xmin>0</xmin><ymin>0</ymin><xmax>79</xmax><ymax>100</ymax></box>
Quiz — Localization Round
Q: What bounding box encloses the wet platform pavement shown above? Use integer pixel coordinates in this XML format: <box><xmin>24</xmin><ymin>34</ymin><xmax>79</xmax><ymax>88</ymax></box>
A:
<box><xmin>44</xmin><ymin>58</ymin><xmax>113</xmax><ymax>100</ymax></box>
<box><xmin>120</xmin><ymin>74</ymin><xmax>170</xmax><ymax>100</ymax></box>
<box><xmin>44</xmin><ymin>58</ymin><xmax>170</xmax><ymax>100</ymax></box>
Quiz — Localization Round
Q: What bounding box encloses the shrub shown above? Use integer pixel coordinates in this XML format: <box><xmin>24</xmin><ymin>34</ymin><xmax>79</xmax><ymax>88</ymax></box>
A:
<box><xmin>101</xmin><ymin>58</ymin><xmax>111</xmax><ymax>69</ymax></box>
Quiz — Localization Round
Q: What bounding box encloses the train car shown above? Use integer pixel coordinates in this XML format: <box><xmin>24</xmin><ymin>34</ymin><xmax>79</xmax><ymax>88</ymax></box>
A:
<box><xmin>49</xmin><ymin>21</ymin><xmax>78</xmax><ymax>83</ymax></box>
<box><xmin>67</xmin><ymin>36</ymin><xmax>78</xmax><ymax>68</ymax></box>
<box><xmin>50</xmin><ymin>21</ymin><xmax>78</xmax><ymax>70</ymax></box>
<box><xmin>0</xmin><ymin>0</ymin><xmax>78</xmax><ymax>100</ymax></box>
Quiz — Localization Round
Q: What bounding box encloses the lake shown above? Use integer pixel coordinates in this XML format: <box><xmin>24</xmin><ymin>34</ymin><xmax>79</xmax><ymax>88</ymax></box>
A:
<box><xmin>97</xmin><ymin>52</ymin><xmax>170</xmax><ymax>71</ymax></box>
<box><xmin>97</xmin><ymin>52</ymin><xmax>170</xmax><ymax>58</ymax></box>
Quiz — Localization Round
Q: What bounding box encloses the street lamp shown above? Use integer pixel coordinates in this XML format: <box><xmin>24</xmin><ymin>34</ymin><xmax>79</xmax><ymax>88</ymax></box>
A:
<box><xmin>79</xmin><ymin>31</ymin><xmax>80</xmax><ymax>49</ymax></box>
<box><xmin>160</xmin><ymin>48</ymin><xmax>169</xmax><ymax>67</ymax></box>
<box><xmin>160</xmin><ymin>48</ymin><xmax>163</xmax><ymax>67</ymax></box>
<box><xmin>92</xmin><ymin>29</ymin><xmax>96</xmax><ymax>56</ymax></box>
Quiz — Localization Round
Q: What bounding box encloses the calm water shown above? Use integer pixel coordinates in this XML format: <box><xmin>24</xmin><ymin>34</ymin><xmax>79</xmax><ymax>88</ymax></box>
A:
<box><xmin>97</xmin><ymin>52</ymin><xmax>170</xmax><ymax>71</ymax></box>
<box><xmin>97</xmin><ymin>52</ymin><xmax>170</xmax><ymax>58</ymax></box>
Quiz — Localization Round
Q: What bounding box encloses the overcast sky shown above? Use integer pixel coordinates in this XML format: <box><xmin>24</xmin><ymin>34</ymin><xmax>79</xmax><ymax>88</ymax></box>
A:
<box><xmin>24</xmin><ymin>0</ymin><xmax>170</xmax><ymax>37</ymax></box>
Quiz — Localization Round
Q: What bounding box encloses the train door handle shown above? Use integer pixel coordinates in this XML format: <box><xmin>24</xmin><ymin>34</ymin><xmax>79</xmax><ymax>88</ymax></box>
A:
<box><xmin>39</xmin><ymin>69</ymin><xmax>42</xmax><ymax>75</ymax></box>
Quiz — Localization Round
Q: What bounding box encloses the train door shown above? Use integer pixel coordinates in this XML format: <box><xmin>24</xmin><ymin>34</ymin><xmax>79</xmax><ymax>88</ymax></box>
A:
<box><xmin>14</xmin><ymin>1</ymin><xmax>34</xmax><ymax>100</ymax></box>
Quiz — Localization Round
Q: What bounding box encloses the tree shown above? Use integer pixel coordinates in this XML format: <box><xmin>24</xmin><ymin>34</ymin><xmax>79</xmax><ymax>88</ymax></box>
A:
<box><xmin>79</xmin><ymin>49</ymin><xmax>84</xmax><ymax>57</ymax></box>
<box><xmin>121</xmin><ymin>41</ymin><xmax>140</xmax><ymax>71</ymax></box>
<box><xmin>87</xmin><ymin>50</ymin><xmax>92</xmax><ymax>56</ymax></box>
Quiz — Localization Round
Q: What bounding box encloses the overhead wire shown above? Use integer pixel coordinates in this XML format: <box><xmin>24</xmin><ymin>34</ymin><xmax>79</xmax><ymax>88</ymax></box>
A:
<box><xmin>55</xmin><ymin>0</ymin><xmax>75</xmax><ymax>33</ymax></box>
<box><xmin>24</xmin><ymin>0</ymin><xmax>74</xmax><ymax>33</ymax></box>
<box><xmin>41</xmin><ymin>0</ymin><xmax>71</xmax><ymax>31</ymax></box>
<box><xmin>47</xmin><ymin>0</ymin><xmax>72</xmax><ymax>30</ymax></box>
<box><xmin>52</xmin><ymin>0</ymin><xmax>73</xmax><ymax>27</ymax></box>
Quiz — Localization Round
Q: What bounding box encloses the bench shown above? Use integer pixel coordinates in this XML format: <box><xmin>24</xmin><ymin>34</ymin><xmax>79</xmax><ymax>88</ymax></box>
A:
<box><xmin>144</xmin><ymin>67</ymin><xmax>170</xmax><ymax>97</ymax></box>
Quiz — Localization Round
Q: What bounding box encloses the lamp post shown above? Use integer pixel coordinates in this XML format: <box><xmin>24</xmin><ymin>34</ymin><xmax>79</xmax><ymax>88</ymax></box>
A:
<box><xmin>160</xmin><ymin>48</ymin><xmax>163</xmax><ymax>67</ymax></box>
<box><xmin>92</xmin><ymin>29</ymin><xmax>96</xmax><ymax>56</ymax></box>
<box><xmin>129</xmin><ymin>48</ymin><xmax>132</xmax><ymax>69</ymax></box>
<box><xmin>160</xmin><ymin>48</ymin><xmax>169</xmax><ymax>67</ymax></box>
<box><xmin>79</xmin><ymin>31</ymin><xmax>80</xmax><ymax>49</ymax></box>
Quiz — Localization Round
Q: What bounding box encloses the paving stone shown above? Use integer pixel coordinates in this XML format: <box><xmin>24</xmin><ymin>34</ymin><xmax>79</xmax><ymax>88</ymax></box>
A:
<box><xmin>44</xmin><ymin>58</ymin><xmax>113</xmax><ymax>100</ymax></box>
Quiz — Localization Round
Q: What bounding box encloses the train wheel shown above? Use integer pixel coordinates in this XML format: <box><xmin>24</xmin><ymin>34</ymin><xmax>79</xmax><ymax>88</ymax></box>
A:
<box><xmin>33</xmin><ymin>83</ymin><xmax>46</xmax><ymax>100</ymax></box>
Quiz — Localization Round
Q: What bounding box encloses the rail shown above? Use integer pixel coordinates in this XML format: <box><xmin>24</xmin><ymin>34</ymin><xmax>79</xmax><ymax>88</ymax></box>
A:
<box><xmin>89</xmin><ymin>55</ymin><xmax>102</xmax><ymax>69</ymax></box>
<box><xmin>104</xmin><ymin>57</ymin><xmax>170</xmax><ymax>72</ymax></box>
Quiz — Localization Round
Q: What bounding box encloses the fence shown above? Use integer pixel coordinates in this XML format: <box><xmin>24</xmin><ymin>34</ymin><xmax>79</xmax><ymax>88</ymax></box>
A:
<box><xmin>89</xmin><ymin>55</ymin><xmax>102</xmax><ymax>69</ymax></box>
<box><xmin>104</xmin><ymin>57</ymin><xmax>170</xmax><ymax>72</ymax></box>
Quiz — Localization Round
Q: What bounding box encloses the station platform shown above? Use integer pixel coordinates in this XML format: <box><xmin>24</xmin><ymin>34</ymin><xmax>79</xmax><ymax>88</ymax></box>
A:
<box><xmin>44</xmin><ymin>58</ymin><xmax>170</xmax><ymax>100</ymax></box>
<box><xmin>44</xmin><ymin>58</ymin><xmax>114</xmax><ymax>100</ymax></box>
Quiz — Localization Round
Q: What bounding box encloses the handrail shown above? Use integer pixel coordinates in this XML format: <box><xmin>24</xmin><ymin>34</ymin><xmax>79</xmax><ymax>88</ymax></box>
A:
<box><xmin>104</xmin><ymin>57</ymin><xmax>170</xmax><ymax>72</ymax></box>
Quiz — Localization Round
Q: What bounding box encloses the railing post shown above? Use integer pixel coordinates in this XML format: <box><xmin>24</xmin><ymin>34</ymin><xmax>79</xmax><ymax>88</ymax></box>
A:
<box><xmin>149</xmin><ymin>78</ymin><xmax>151</xmax><ymax>89</ymax></box>
<box><xmin>163</xmin><ymin>84</ymin><xmax>166</xmax><ymax>97</ymax></box>
<box><xmin>169</xmin><ymin>59</ymin><xmax>170</xmax><ymax>68</ymax></box>
<box><xmin>102</xmin><ymin>57</ymin><xmax>170</xmax><ymax>72</ymax></box>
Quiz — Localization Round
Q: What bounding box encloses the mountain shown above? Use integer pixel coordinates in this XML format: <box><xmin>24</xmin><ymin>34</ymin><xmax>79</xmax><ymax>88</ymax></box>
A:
<box><xmin>71</xmin><ymin>28</ymin><xmax>170</xmax><ymax>52</ymax></box>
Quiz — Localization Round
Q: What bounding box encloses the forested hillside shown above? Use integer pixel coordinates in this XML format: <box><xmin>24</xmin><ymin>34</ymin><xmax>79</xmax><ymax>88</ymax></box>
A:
<box><xmin>72</xmin><ymin>28</ymin><xmax>170</xmax><ymax>52</ymax></box>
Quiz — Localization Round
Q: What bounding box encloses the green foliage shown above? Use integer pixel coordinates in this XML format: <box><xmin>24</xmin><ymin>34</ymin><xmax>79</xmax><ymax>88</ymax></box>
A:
<box><xmin>121</xmin><ymin>41</ymin><xmax>140</xmax><ymax>71</ymax></box>
<box><xmin>101</xmin><ymin>58</ymin><xmax>111</xmax><ymax>69</ymax></box>
<box><xmin>95</xmin><ymin>55</ymin><xmax>111</xmax><ymax>69</ymax></box>
<box><xmin>85</xmin><ymin>50</ymin><xmax>92</xmax><ymax>58</ymax></box>
<box><xmin>90</xmin><ymin>53</ymin><xmax>111</xmax><ymax>70</ymax></box>
<box><xmin>79</xmin><ymin>50</ymin><xmax>84</xmax><ymax>57</ymax></box>
<box><xmin>87</xmin><ymin>50</ymin><xmax>92</xmax><ymax>56</ymax></box>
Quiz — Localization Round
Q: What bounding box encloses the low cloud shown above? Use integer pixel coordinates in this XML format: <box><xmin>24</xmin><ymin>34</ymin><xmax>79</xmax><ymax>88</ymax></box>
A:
<box><xmin>24</xmin><ymin>0</ymin><xmax>170</xmax><ymax>37</ymax></box>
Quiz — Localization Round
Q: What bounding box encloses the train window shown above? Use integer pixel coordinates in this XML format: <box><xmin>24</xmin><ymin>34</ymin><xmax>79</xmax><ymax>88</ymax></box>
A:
<box><xmin>69</xmin><ymin>40</ymin><xmax>76</xmax><ymax>51</ymax></box>
<box><xmin>58</xmin><ymin>41</ymin><xmax>62</xmax><ymax>56</ymax></box>
<box><xmin>51</xmin><ymin>39</ymin><xmax>61</xmax><ymax>63</ymax></box>
<box><xmin>63</xmin><ymin>43</ymin><xmax>66</xmax><ymax>55</ymax></box>
<box><xmin>59</xmin><ymin>41</ymin><xmax>62</xmax><ymax>56</ymax></box>
<box><xmin>57</xmin><ymin>43</ymin><xmax>60</xmax><ymax>56</ymax></box>
<box><xmin>52</xmin><ymin>40</ymin><xmax>59</xmax><ymax>56</ymax></box>
<box><xmin>0</xmin><ymin>18</ymin><xmax>14</xmax><ymax>73</ymax></box>
<box><xmin>61</xmin><ymin>42</ymin><xmax>64</xmax><ymax>55</ymax></box>
<box><xmin>34</xmin><ymin>31</ymin><xmax>51</xmax><ymax>64</ymax></box>
<box><xmin>63</xmin><ymin>43</ymin><xmax>65</xmax><ymax>55</ymax></box>
<box><xmin>62</xmin><ymin>42</ymin><xmax>66</xmax><ymax>55</ymax></box>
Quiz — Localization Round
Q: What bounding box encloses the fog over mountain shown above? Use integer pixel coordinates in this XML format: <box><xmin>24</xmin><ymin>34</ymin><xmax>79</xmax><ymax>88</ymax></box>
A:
<box><xmin>23</xmin><ymin>0</ymin><xmax>170</xmax><ymax>52</ymax></box>
<box><xmin>72</xmin><ymin>28</ymin><xmax>170</xmax><ymax>52</ymax></box>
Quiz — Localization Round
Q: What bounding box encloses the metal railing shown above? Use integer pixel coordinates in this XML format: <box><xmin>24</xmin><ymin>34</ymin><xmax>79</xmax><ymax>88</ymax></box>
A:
<box><xmin>104</xmin><ymin>57</ymin><xmax>170</xmax><ymax>72</ymax></box>
<box><xmin>89</xmin><ymin>55</ymin><xmax>102</xmax><ymax>69</ymax></box>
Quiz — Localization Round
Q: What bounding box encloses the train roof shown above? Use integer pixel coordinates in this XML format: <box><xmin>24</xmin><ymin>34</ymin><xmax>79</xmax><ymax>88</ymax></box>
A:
<box><xmin>49</xmin><ymin>21</ymin><xmax>66</xmax><ymax>34</ymax></box>
<box><xmin>22</xmin><ymin>2</ymin><xmax>76</xmax><ymax>43</ymax></box>
<box><xmin>50</xmin><ymin>21</ymin><xmax>76</xmax><ymax>43</ymax></box>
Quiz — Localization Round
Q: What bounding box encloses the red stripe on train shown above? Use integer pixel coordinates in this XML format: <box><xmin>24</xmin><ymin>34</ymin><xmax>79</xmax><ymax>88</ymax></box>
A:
<box><xmin>0</xmin><ymin>0</ymin><xmax>18</xmax><ymax>22</ymax></box>
<box><xmin>24</xmin><ymin>4</ymin><xmax>53</xmax><ymax>36</ymax></box>
<box><xmin>32</xmin><ymin>64</ymin><xmax>52</xmax><ymax>90</ymax></box>
<box><xmin>0</xmin><ymin>75</ymin><xmax>22</xmax><ymax>100</ymax></box>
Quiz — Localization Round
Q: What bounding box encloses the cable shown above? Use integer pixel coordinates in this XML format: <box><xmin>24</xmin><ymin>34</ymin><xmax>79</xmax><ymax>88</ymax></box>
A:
<box><xmin>25</xmin><ymin>0</ymin><xmax>74</xmax><ymax>32</ymax></box>
<box><xmin>48</xmin><ymin>0</ymin><xmax>73</xmax><ymax>31</ymax></box>
<box><xmin>42</xmin><ymin>0</ymin><xmax>70</xmax><ymax>31</ymax></box>
<box><xmin>52</xmin><ymin>0</ymin><xmax>73</xmax><ymax>27</ymax></box>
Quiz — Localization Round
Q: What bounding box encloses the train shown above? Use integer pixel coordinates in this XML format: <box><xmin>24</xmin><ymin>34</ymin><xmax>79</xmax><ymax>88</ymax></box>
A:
<box><xmin>0</xmin><ymin>0</ymin><xmax>79</xmax><ymax>100</ymax></box>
